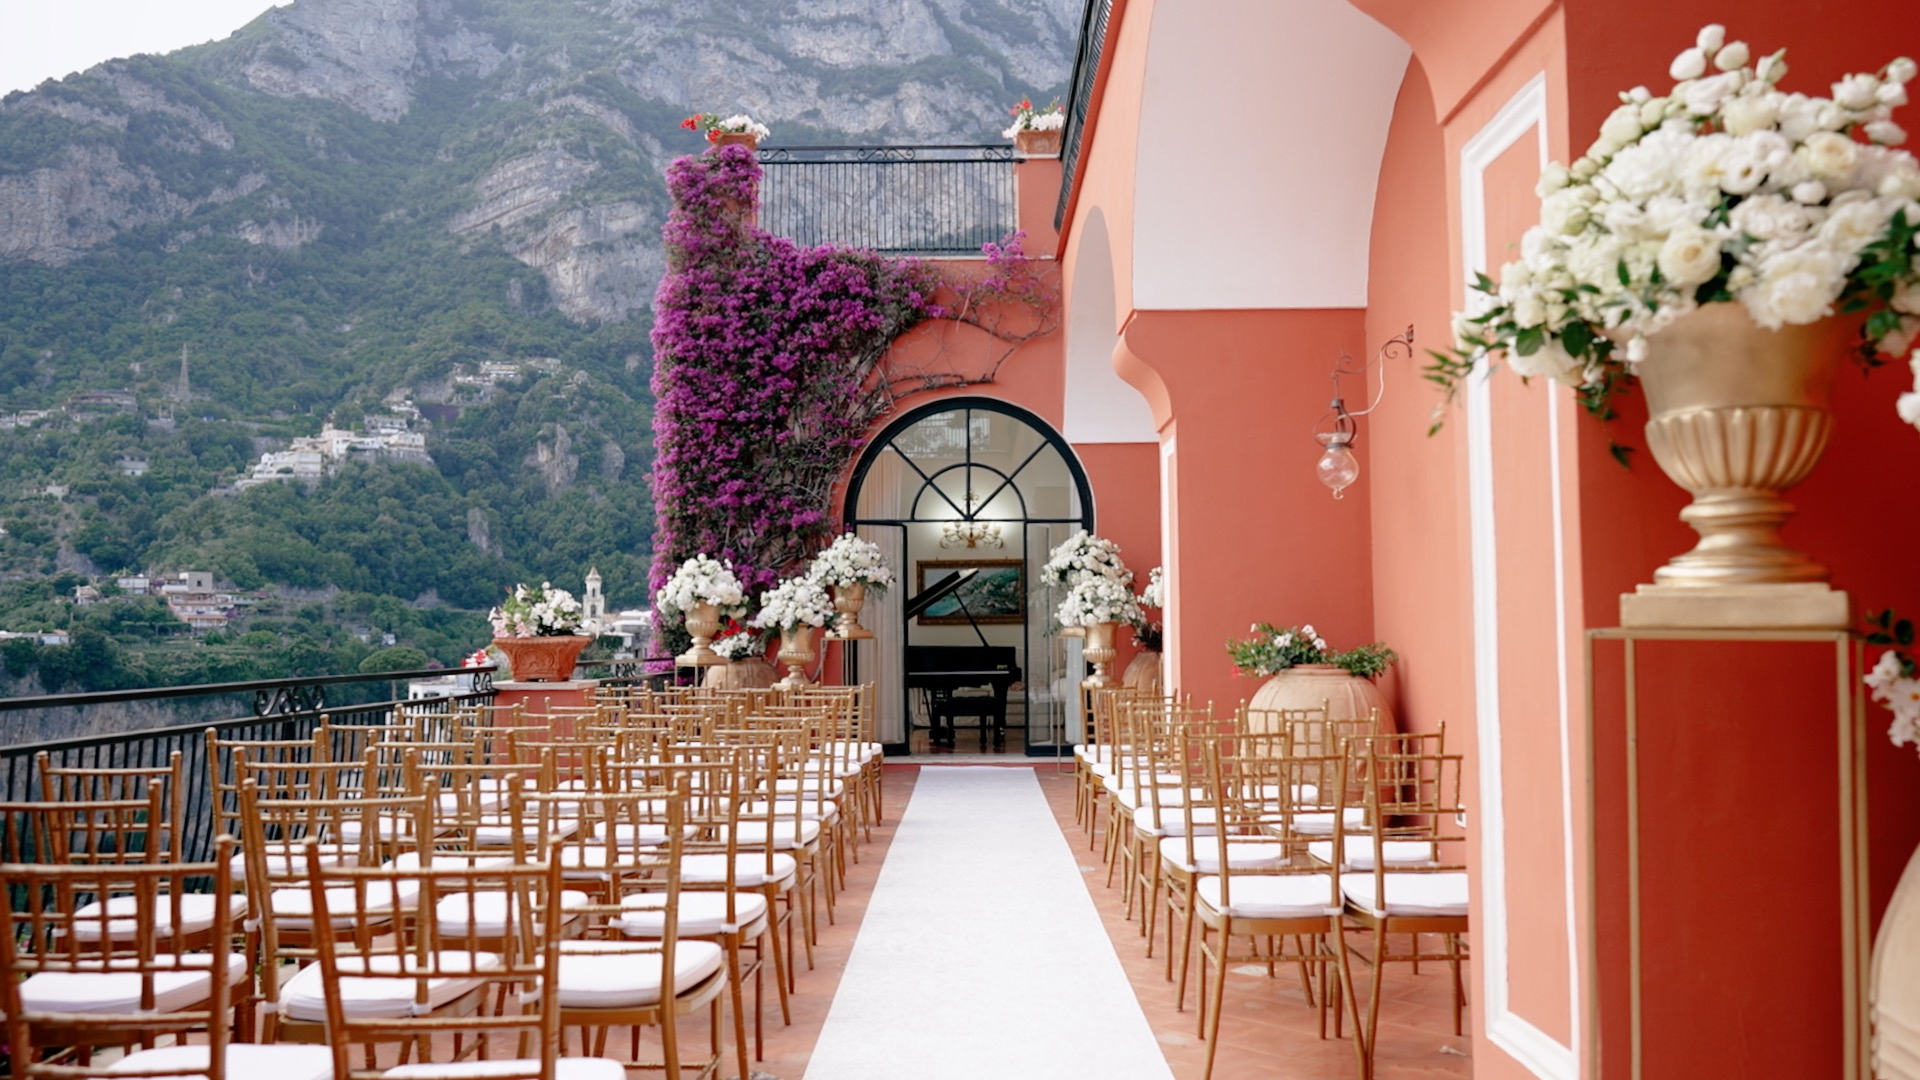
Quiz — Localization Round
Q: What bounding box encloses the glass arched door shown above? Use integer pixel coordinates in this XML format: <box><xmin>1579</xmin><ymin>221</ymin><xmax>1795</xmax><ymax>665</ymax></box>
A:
<box><xmin>843</xmin><ymin>399</ymin><xmax>1094</xmax><ymax>756</ymax></box>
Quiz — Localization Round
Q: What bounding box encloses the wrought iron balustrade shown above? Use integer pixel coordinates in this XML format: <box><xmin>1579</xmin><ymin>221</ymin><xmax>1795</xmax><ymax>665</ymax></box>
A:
<box><xmin>757</xmin><ymin>145</ymin><xmax>1016</xmax><ymax>255</ymax></box>
<box><xmin>1056</xmin><ymin>0</ymin><xmax>1115</xmax><ymax>229</ymax></box>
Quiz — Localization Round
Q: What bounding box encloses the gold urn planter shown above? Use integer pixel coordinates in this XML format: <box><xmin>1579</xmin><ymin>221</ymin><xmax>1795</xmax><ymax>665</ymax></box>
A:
<box><xmin>1619</xmin><ymin>304</ymin><xmax>1849</xmax><ymax>629</ymax></box>
<box><xmin>677</xmin><ymin>602</ymin><xmax>727</xmax><ymax>667</ymax></box>
<box><xmin>776</xmin><ymin>625</ymin><xmax>819</xmax><ymax>688</ymax></box>
<box><xmin>492</xmin><ymin>635</ymin><xmax>591</xmax><ymax>683</ymax></box>
<box><xmin>1080</xmin><ymin>621</ymin><xmax>1117</xmax><ymax>689</ymax></box>
<box><xmin>827</xmin><ymin>582</ymin><xmax>875</xmax><ymax>640</ymax></box>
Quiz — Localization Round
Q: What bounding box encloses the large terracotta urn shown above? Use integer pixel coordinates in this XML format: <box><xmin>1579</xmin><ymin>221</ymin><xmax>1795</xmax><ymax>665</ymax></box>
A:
<box><xmin>704</xmin><ymin>657</ymin><xmax>779</xmax><ymax>690</ymax></box>
<box><xmin>1243</xmin><ymin>664</ymin><xmax>1394</xmax><ymax>736</ymax></box>
<box><xmin>1620</xmin><ymin>304</ymin><xmax>1849</xmax><ymax>628</ymax></box>
<box><xmin>1121</xmin><ymin>650</ymin><xmax>1164</xmax><ymax>695</ymax></box>
<box><xmin>828</xmin><ymin>582</ymin><xmax>874</xmax><ymax>640</ymax></box>
<box><xmin>1081</xmin><ymin>622</ymin><xmax>1117</xmax><ymax>689</ymax></box>
<box><xmin>492</xmin><ymin>635</ymin><xmax>590</xmax><ymax>683</ymax></box>
<box><xmin>776</xmin><ymin>625</ymin><xmax>818</xmax><ymax>688</ymax></box>
<box><xmin>677</xmin><ymin>602</ymin><xmax>725</xmax><ymax>667</ymax></box>
<box><xmin>1874</xmin><ymin>842</ymin><xmax>1920</xmax><ymax>1080</ymax></box>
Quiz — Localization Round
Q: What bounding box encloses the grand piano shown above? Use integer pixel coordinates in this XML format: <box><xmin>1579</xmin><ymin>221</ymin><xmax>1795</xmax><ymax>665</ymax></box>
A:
<box><xmin>902</xmin><ymin>569</ymin><xmax>1022</xmax><ymax>748</ymax></box>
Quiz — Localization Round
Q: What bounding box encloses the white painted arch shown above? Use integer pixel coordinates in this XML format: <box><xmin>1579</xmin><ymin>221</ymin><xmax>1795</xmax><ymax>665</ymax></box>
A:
<box><xmin>1133</xmin><ymin>0</ymin><xmax>1410</xmax><ymax>310</ymax></box>
<box><xmin>1064</xmin><ymin>206</ymin><xmax>1157</xmax><ymax>443</ymax></box>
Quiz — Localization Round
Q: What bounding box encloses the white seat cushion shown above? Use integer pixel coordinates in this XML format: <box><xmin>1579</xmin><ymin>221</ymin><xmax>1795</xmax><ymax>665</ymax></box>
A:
<box><xmin>70</xmin><ymin>893</ymin><xmax>248</xmax><ymax>942</ymax></box>
<box><xmin>18</xmin><ymin>953</ymin><xmax>249</xmax><ymax>1015</ymax></box>
<box><xmin>764</xmin><ymin>777</ymin><xmax>845</xmax><ymax>801</ymax></box>
<box><xmin>431</xmin><ymin>890</ymin><xmax>593</xmax><ymax>937</ymax></box>
<box><xmin>1158</xmin><ymin>836</ymin><xmax>1286</xmax><ymax>874</ymax></box>
<box><xmin>735</xmin><ymin>799</ymin><xmax>838</xmax><ymax>823</ymax></box>
<box><xmin>723</xmin><ymin>819</ymin><xmax>821</xmax><ymax>850</ymax></box>
<box><xmin>554</xmin><ymin>940</ymin><xmax>725</xmax><ymax>1008</ymax></box>
<box><xmin>1131</xmin><ymin>803</ymin><xmax>1218</xmax><ymax>837</ymax></box>
<box><xmin>280</xmin><ymin>951</ymin><xmax>501</xmax><ymax>1021</ymax></box>
<box><xmin>679</xmin><ymin>853</ymin><xmax>796</xmax><ymax>889</ymax></box>
<box><xmin>472</xmin><ymin>816</ymin><xmax>577</xmax><ymax>847</ymax></box>
<box><xmin>386</xmin><ymin>1058</ymin><xmax>625</xmax><ymax>1079</ymax></box>
<box><xmin>1308</xmin><ymin>837</ymin><xmax>1439</xmax><ymax>870</ymax></box>
<box><xmin>1340</xmin><ymin>872</ymin><xmax>1470</xmax><ymax>918</ymax></box>
<box><xmin>234</xmin><ymin>843</ymin><xmax>357</xmax><ymax>878</ymax></box>
<box><xmin>619</xmin><ymin>891</ymin><xmax>770</xmax><ymax>937</ymax></box>
<box><xmin>589</xmin><ymin>822</ymin><xmax>673</xmax><ymax>849</ymax></box>
<box><xmin>1195</xmin><ymin>874</ymin><xmax>1341</xmax><ymax>920</ymax></box>
<box><xmin>109</xmin><ymin>1043</ymin><xmax>336</xmax><ymax>1080</ymax></box>
<box><xmin>1289</xmin><ymin>807</ymin><xmax>1368</xmax><ymax>836</ymax></box>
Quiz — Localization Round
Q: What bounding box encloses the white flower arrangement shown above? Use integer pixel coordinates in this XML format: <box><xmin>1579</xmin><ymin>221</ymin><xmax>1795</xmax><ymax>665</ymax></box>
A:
<box><xmin>752</xmin><ymin>575</ymin><xmax>836</xmax><ymax>634</ymax></box>
<box><xmin>1140</xmin><ymin>566</ymin><xmax>1164</xmax><ymax>609</ymax></box>
<box><xmin>654</xmin><ymin>554</ymin><xmax>748</xmax><ymax>618</ymax></box>
<box><xmin>1002</xmin><ymin>97</ymin><xmax>1065</xmax><ymax>139</ymax></box>
<box><xmin>489</xmin><ymin>581</ymin><xmax>584</xmax><ymax>638</ymax></box>
<box><xmin>1436</xmin><ymin>25</ymin><xmax>1920</xmax><ymax>433</ymax></box>
<box><xmin>1042</xmin><ymin>529</ymin><xmax>1133</xmax><ymax>589</ymax></box>
<box><xmin>1865</xmin><ymin>611</ymin><xmax>1920</xmax><ymax>756</ymax></box>
<box><xmin>807</xmin><ymin>533</ymin><xmax>895</xmax><ymax>592</ymax></box>
<box><xmin>684</xmin><ymin>112</ymin><xmax>771</xmax><ymax>141</ymax></box>
<box><xmin>710</xmin><ymin>626</ymin><xmax>768</xmax><ymax>662</ymax></box>
<box><xmin>1056</xmin><ymin>574</ymin><xmax>1144</xmax><ymax>629</ymax></box>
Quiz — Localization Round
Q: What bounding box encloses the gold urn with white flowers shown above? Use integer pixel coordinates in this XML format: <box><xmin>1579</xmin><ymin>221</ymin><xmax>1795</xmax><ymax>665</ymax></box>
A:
<box><xmin>655</xmin><ymin>555</ymin><xmax>748</xmax><ymax>667</ymax></box>
<box><xmin>754</xmin><ymin>574</ymin><xmax>837</xmax><ymax>689</ymax></box>
<box><xmin>810</xmin><ymin>533</ymin><xmax>894</xmax><ymax>640</ymax></box>
<box><xmin>1435</xmin><ymin>23</ymin><xmax>1920</xmax><ymax>630</ymax></box>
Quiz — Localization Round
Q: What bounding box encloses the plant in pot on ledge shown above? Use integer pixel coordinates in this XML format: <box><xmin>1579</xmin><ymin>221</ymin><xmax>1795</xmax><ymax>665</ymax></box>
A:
<box><xmin>1003</xmin><ymin>97</ymin><xmax>1064</xmax><ymax>156</ymax></box>
<box><xmin>489</xmin><ymin>581</ymin><xmax>589</xmax><ymax>683</ymax></box>
<box><xmin>655</xmin><ymin>554</ymin><xmax>749</xmax><ymax>667</ymax></box>
<box><xmin>753</xmin><ymin>574</ymin><xmax>837</xmax><ymax>688</ymax></box>
<box><xmin>1056</xmin><ymin>575</ymin><xmax>1144</xmax><ymax>690</ymax></box>
<box><xmin>682</xmin><ymin>111</ymin><xmax>771</xmax><ymax>151</ymax></box>
<box><xmin>1226</xmin><ymin>622</ymin><xmax>1398</xmax><ymax>733</ymax></box>
<box><xmin>1042</xmin><ymin>529</ymin><xmax>1134</xmax><ymax>639</ymax></box>
<box><xmin>808</xmin><ymin>532</ymin><xmax>895</xmax><ymax>640</ymax></box>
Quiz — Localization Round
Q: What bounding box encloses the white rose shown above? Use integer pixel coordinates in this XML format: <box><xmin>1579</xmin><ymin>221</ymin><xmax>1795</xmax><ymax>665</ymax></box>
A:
<box><xmin>1658</xmin><ymin>226</ymin><xmax>1723</xmax><ymax>286</ymax></box>
<box><xmin>1820</xmin><ymin>194</ymin><xmax>1894</xmax><ymax>250</ymax></box>
<box><xmin>1867</xmin><ymin>120</ymin><xmax>1909</xmax><ymax>146</ymax></box>
<box><xmin>1833</xmin><ymin>74</ymin><xmax>1882</xmax><ymax>112</ymax></box>
<box><xmin>1800</xmin><ymin>131</ymin><xmax>1859</xmax><ymax>180</ymax></box>
<box><xmin>1600</xmin><ymin>104</ymin><xmax>1644</xmax><ymax>148</ymax></box>
<box><xmin>1512</xmin><ymin>292</ymin><xmax>1548</xmax><ymax>328</ymax></box>
<box><xmin>1683</xmin><ymin>72</ymin><xmax>1743</xmax><ymax>117</ymax></box>
<box><xmin>1541</xmin><ymin>189</ymin><xmax>1591</xmax><ymax>235</ymax></box>
<box><xmin>1680</xmin><ymin>132</ymin><xmax>1738</xmax><ymax>196</ymax></box>
<box><xmin>1715</xmin><ymin>42</ymin><xmax>1750</xmax><ymax>72</ymax></box>
<box><xmin>1756</xmin><ymin>51</ymin><xmax>1789</xmax><ymax>85</ymax></box>
<box><xmin>1536</xmin><ymin>162</ymin><xmax>1571</xmax><ymax>196</ymax></box>
<box><xmin>1900</xmin><ymin>390</ymin><xmax>1920</xmax><ymax>428</ymax></box>
<box><xmin>1696</xmin><ymin>25</ymin><xmax>1726</xmax><ymax>54</ymax></box>
<box><xmin>1508</xmin><ymin>337</ymin><xmax>1583</xmax><ymax>383</ymax></box>
<box><xmin>1749</xmin><ymin>243</ymin><xmax>1849</xmax><ymax>327</ymax></box>
<box><xmin>1791</xmin><ymin>180</ymin><xmax>1828</xmax><ymax>205</ymax></box>
<box><xmin>1644</xmin><ymin>193</ymin><xmax>1712</xmax><ymax>235</ymax></box>
<box><xmin>1879</xmin><ymin>83</ymin><xmax>1910</xmax><ymax>108</ymax></box>
<box><xmin>1671</xmin><ymin>48</ymin><xmax>1708</xmax><ymax>82</ymax></box>
<box><xmin>1721</xmin><ymin>94</ymin><xmax>1781</xmax><ymax>136</ymax></box>
<box><xmin>1891</xmin><ymin>283</ymin><xmax>1920</xmax><ymax>316</ymax></box>
<box><xmin>1778</xmin><ymin>94</ymin><xmax>1823</xmax><ymax>141</ymax></box>
<box><xmin>1639</xmin><ymin>98</ymin><xmax>1672</xmax><ymax>129</ymax></box>
<box><xmin>1730</xmin><ymin>194</ymin><xmax>1812</xmax><ymax>242</ymax></box>
<box><xmin>1602</xmin><ymin>199</ymin><xmax>1652</xmax><ymax>239</ymax></box>
<box><xmin>1889</xmin><ymin>58</ymin><xmax>1919</xmax><ymax>86</ymax></box>
<box><xmin>1718</xmin><ymin>132</ymin><xmax>1790</xmax><ymax>195</ymax></box>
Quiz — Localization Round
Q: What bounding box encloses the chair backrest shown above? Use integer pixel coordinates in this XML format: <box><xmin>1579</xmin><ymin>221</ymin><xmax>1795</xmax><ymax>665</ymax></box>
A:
<box><xmin>302</xmin><ymin>839</ymin><xmax>571</xmax><ymax>1076</ymax></box>
<box><xmin>1353</xmin><ymin>743</ymin><xmax>1468</xmax><ymax>907</ymax></box>
<box><xmin>37</xmin><ymin>750</ymin><xmax>185</xmax><ymax>865</ymax></box>
<box><xmin>1202</xmin><ymin>733</ymin><xmax>1345</xmax><ymax>915</ymax></box>
<box><xmin>0</xmin><ymin>833</ymin><xmax>239</xmax><ymax>1078</ymax></box>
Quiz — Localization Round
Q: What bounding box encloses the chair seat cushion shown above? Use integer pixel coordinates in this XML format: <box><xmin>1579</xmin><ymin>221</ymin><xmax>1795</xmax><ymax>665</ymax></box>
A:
<box><xmin>431</xmin><ymin>890</ymin><xmax>593</xmax><ymax>937</ymax></box>
<box><xmin>618</xmin><ymin>891</ymin><xmax>770</xmax><ymax>937</ymax></box>
<box><xmin>679</xmin><ymin>853</ymin><xmax>796</xmax><ymax>889</ymax></box>
<box><xmin>1289</xmin><ymin>808</ymin><xmax>1367</xmax><ymax>836</ymax></box>
<box><xmin>765</xmin><ymin>778</ymin><xmax>845</xmax><ymax>801</ymax></box>
<box><xmin>554</xmin><ymin>940</ymin><xmax>725</xmax><ymax>1008</ymax></box>
<box><xmin>735</xmin><ymin>799</ymin><xmax>839</xmax><ymax>824</ymax></box>
<box><xmin>1158</xmin><ymin>836</ymin><xmax>1286</xmax><ymax>874</ymax></box>
<box><xmin>386</xmin><ymin>1058</ymin><xmax>626</xmax><ymax>1079</ymax></box>
<box><xmin>1195</xmin><ymin>873</ymin><xmax>1341</xmax><ymax>920</ymax></box>
<box><xmin>234</xmin><ymin>842</ymin><xmax>357</xmax><ymax>878</ymax></box>
<box><xmin>722</xmin><ymin>819</ymin><xmax>821</xmax><ymax>850</ymax></box>
<box><xmin>18</xmin><ymin>953</ymin><xmax>249</xmax><ymax>1015</ymax></box>
<box><xmin>280</xmin><ymin>950</ymin><xmax>502</xmax><ymax>1021</ymax></box>
<box><xmin>1131</xmin><ymin>803</ymin><xmax>1218</xmax><ymax>837</ymax></box>
<box><xmin>1307</xmin><ymin>837</ymin><xmax>1439</xmax><ymax>870</ymax></box>
<box><xmin>108</xmin><ymin>1043</ymin><xmax>336</xmax><ymax>1080</ymax></box>
<box><xmin>1340</xmin><ymin>872</ymin><xmax>1470</xmax><ymax>918</ymax></box>
<box><xmin>70</xmin><ymin>893</ymin><xmax>248</xmax><ymax>942</ymax></box>
<box><xmin>472</xmin><ymin>816</ymin><xmax>577</xmax><ymax>847</ymax></box>
<box><xmin>589</xmin><ymin>822</ymin><xmax>676</xmax><ymax>849</ymax></box>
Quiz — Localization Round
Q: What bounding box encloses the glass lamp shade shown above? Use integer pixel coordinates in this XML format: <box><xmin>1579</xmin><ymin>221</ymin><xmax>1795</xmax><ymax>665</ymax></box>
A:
<box><xmin>1315</xmin><ymin>434</ymin><xmax>1359</xmax><ymax>499</ymax></box>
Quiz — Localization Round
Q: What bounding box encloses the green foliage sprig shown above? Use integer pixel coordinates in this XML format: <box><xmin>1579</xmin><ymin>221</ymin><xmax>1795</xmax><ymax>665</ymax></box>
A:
<box><xmin>1226</xmin><ymin>622</ymin><xmax>1397</xmax><ymax>680</ymax></box>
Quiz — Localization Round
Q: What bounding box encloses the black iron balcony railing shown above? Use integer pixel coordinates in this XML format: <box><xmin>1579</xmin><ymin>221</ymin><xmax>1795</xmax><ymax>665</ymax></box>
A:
<box><xmin>1056</xmin><ymin>0</ymin><xmax>1115</xmax><ymax>229</ymax></box>
<box><xmin>757</xmin><ymin>145</ymin><xmax>1017</xmax><ymax>255</ymax></box>
<box><xmin>0</xmin><ymin>666</ymin><xmax>498</xmax><ymax>863</ymax></box>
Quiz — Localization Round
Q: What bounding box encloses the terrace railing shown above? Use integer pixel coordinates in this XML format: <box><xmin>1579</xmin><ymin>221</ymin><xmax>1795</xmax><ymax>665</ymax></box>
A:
<box><xmin>0</xmin><ymin>666</ymin><xmax>497</xmax><ymax>864</ymax></box>
<box><xmin>757</xmin><ymin>145</ymin><xmax>1016</xmax><ymax>255</ymax></box>
<box><xmin>1056</xmin><ymin>0</ymin><xmax>1116</xmax><ymax>229</ymax></box>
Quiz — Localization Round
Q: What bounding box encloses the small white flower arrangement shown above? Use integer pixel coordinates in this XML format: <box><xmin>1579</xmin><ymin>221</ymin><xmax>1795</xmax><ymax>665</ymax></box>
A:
<box><xmin>710</xmin><ymin>622</ymin><xmax>769</xmax><ymax>662</ymax></box>
<box><xmin>1042</xmin><ymin>530</ymin><xmax>1133</xmax><ymax>589</ymax></box>
<box><xmin>490</xmin><ymin>582</ymin><xmax>585</xmax><ymax>638</ymax></box>
<box><xmin>752</xmin><ymin>575</ymin><xmax>836</xmax><ymax>634</ymax></box>
<box><xmin>807</xmin><ymin>533</ymin><xmax>895</xmax><ymax>592</ymax></box>
<box><xmin>655</xmin><ymin>554</ymin><xmax>749</xmax><ymax>618</ymax></box>
<box><xmin>1865</xmin><ymin>610</ymin><xmax>1920</xmax><ymax>755</ymax></box>
<box><xmin>1140</xmin><ymin>566</ymin><xmax>1164</xmax><ymax>609</ymax></box>
<box><xmin>1055</xmin><ymin>575</ymin><xmax>1144</xmax><ymax>629</ymax></box>
<box><xmin>1435</xmin><ymin>24</ymin><xmax>1920</xmax><ymax>432</ymax></box>
<box><xmin>683</xmin><ymin>112</ymin><xmax>771</xmax><ymax>142</ymax></box>
<box><xmin>1002</xmin><ymin>97</ymin><xmax>1065</xmax><ymax>139</ymax></box>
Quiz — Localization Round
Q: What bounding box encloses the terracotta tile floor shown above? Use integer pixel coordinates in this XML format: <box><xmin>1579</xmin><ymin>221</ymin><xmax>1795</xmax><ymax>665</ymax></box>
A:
<box><xmin>743</xmin><ymin>763</ymin><xmax>1473</xmax><ymax>1080</ymax></box>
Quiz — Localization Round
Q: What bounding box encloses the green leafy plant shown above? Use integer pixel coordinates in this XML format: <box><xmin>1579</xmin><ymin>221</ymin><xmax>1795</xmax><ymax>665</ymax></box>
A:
<box><xmin>1226</xmin><ymin>622</ymin><xmax>1397</xmax><ymax>680</ymax></box>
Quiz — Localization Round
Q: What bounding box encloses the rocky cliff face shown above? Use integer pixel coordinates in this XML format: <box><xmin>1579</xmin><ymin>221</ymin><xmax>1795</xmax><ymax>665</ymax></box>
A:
<box><xmin>0</xmin><ymin>0</ymin><xmax>1077</xmax><ymax>321</ymax></box>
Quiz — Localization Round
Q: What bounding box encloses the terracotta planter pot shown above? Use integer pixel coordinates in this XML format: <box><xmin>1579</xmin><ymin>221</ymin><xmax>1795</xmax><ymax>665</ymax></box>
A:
<box><xmin>703</xmin><ymin>657</ymin><xmax>778</xmax><ymax>690</ymax></box>
<box><xmin>1121</xmin><ymin>650</ymin><xmax>1164</xmax><ymax>695</ymax></box>
<box><xmin>492</xmin><ymin>635</ymin><xmax>590</xmax><ymax>683</ymax></box>
<box><xmin>777</xmin><ymin>625</ymin><xmax>818</xmax><ymax>688</ymax></box>
<box><xmin>1014</xmin><ymin>128</ymin><xmax>1062</xmax><ymax>156</ymax></box>
<box><xmin>710</xmin><ymin>132</ymin><xmax>760</xmax><ymax>151</ymax></box>
<box><xmin>1243</xmin><ymin>664</ymin><xmax>1394</xmax><ymax>735</ymax></box>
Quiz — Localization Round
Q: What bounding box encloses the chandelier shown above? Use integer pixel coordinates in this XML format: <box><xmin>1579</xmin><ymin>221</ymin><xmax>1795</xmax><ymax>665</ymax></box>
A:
<box><xmin>939</xmin><ymin>488</ymin><xmax>1005</xmax><ymax>549</ymax></box>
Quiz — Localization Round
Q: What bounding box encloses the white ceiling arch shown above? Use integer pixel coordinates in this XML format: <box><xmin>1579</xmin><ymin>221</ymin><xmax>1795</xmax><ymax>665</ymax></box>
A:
<box><xmin>1065</xmin><ymin>206</ymin><xmax>1157</xmax><ymax>443</ymax></box>
<box><xmin>1134</xmin><ymin>0</ymin><xmax>1411</xmax><ymax>310</ymax></box>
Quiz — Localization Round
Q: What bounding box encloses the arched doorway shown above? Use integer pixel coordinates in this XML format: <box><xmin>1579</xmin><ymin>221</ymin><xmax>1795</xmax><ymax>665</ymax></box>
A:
<box><xmin>843</xmin><ymin>398</ymin><xmax>1094</xmax><ymax>756</ymax></box>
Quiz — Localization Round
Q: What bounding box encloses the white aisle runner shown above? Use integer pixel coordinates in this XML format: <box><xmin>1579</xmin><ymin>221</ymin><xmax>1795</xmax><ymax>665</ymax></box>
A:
<box><xmin>804</xmin><ymin>766</ymin><xmax>1175</xmax><ymax>1080</ymax></box>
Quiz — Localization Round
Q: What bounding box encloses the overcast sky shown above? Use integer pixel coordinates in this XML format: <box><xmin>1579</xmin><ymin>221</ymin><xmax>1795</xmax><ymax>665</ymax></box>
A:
<box><xmin>1</xmin><ymin>1</ymin><xmax>282</xmax><ymax>97</ymax></box>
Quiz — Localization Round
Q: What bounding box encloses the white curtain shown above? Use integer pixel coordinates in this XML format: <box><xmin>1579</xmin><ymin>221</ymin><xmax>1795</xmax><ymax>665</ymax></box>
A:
<box><xmin>857</xmin><ymin>452</ymin><xmax>908</xmax><ymax>744</ymax></box>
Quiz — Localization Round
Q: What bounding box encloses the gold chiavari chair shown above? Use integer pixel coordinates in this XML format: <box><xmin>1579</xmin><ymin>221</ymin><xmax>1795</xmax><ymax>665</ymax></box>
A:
<box><xmin>1334</xmin><ymin>743</ymin><xmax>1470</xmax><ymax>1080</ymax></box>
<box><xmin>301</xmin><ymin>840</ymin><xmax>625</xmax><ymax>1080</ymax></box>
<box><xmin>1132</xmin><ymin>704</ymin><xmax>1227</xmax><ymax>951</ymax></box>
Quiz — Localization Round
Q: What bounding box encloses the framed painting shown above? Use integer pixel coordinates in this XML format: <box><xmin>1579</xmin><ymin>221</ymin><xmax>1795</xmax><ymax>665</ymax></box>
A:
<box><xmin>914</xmin><ymin>558</ymin><xmax>1026</xmax><ymax>625</ymax></box>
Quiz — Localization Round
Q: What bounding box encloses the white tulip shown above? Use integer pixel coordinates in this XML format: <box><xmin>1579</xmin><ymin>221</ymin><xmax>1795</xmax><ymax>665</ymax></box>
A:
<box><xmin>1671</xmin><ymin>48</ymin><xmax>1708</xmax><ymax>82</ymax></box>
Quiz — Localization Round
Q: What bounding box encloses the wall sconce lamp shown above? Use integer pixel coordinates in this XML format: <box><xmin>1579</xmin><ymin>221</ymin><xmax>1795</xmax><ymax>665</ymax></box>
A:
<box><xmin>1313</xmin><ymin>325</ymin><xmax>1413</xmax><ymax>500</ymax></box>
<box><xmin>939</xmin><ymin>487</ymin><xmax>1006</xmax><ymax>549</ymax></box>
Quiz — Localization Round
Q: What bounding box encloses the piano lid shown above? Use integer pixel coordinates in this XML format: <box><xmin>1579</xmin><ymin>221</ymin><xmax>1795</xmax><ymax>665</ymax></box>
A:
<box><xmin>902</xmin><ymin>568</ymin><xmax>978</xmax><ymax>621</ymax></box>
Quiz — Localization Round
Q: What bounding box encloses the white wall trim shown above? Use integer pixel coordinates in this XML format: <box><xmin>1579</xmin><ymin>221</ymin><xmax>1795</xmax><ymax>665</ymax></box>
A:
<box><xmin>1159</xmin><ymin>430</ymin><xmax>1177</xmax><ymax>686</ymax></box>
<box><xmin>1461</xmin><ymin>70</ymin><xmax>1581</xmax><ymax>1080</ymax></box>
